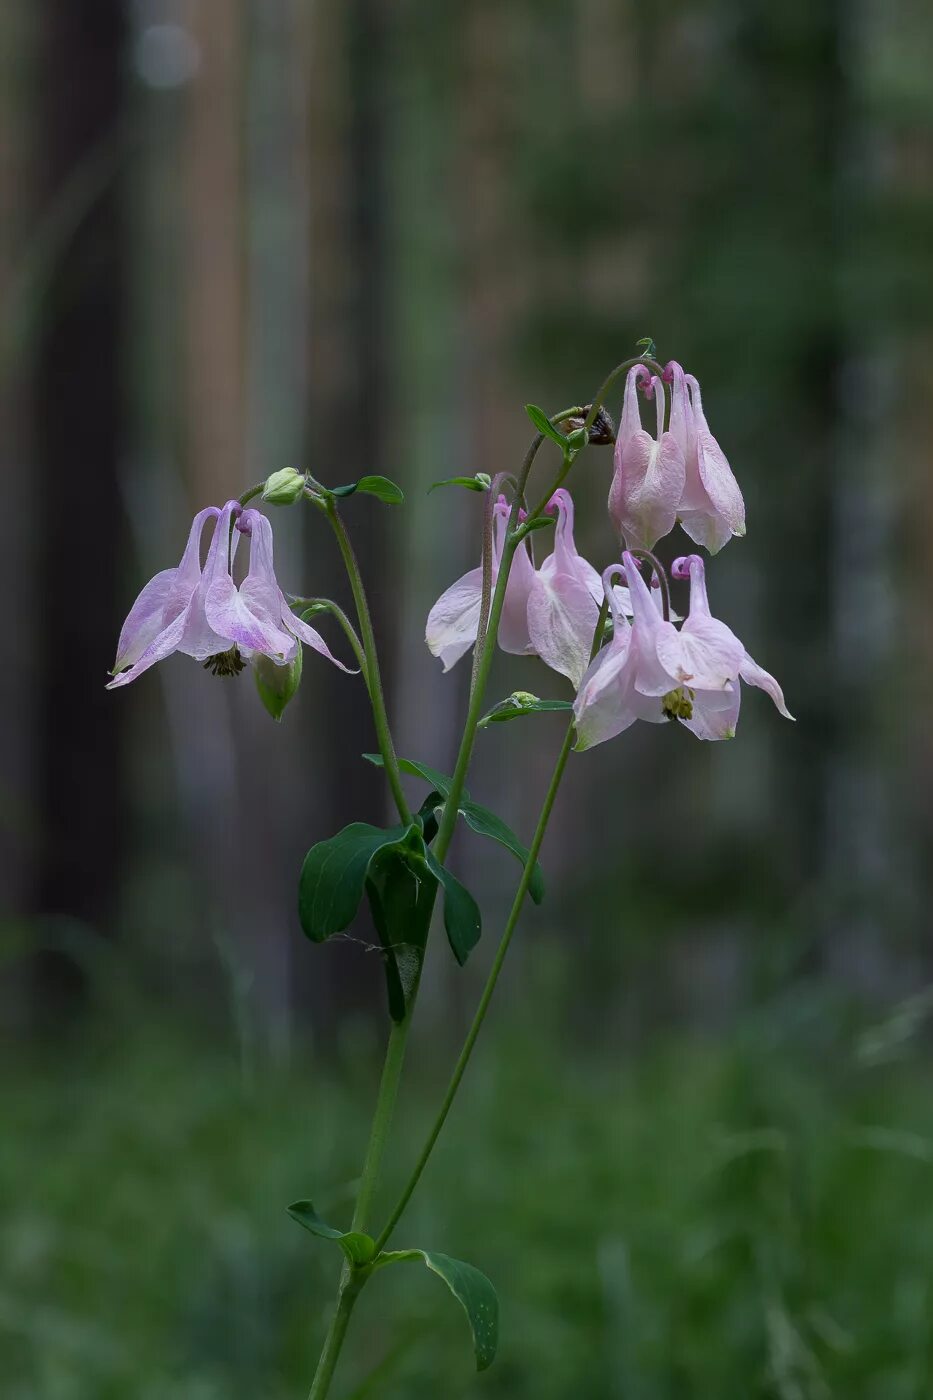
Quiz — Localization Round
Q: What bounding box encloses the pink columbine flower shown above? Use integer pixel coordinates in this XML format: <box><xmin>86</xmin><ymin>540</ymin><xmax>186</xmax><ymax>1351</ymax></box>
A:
<box><xmin>526</xmin><ymin>489</ymin><xmax>607</xmax><ymax>687</ymax></box>
<box><xmin>574</xmin><ymin>550</ymin><xmax>792</xmax><ymax>748</ymax></box>
<box><xmin>572</xmin><ymin>560</ymin><xmax>669</xmax><ymax>750</ymax></box>
<box><xmin>666</xmin><ymin>362</ymin><xmax>745</xmax><ymax>554</ymax></box>
<box><xmin>665</xmin><ymin>554</ymin><xmax>792</xmax><ymax>739</ymax></box>
<box><xmin>608</xmin><ymin>365</ymin><xmax>685</xmax><ymax>551</ymax></box>
<box><xmin>425</xmin><ymin>494</ymin><xmax>536</xmax><ymax>671</ymax></box>
<box><xmin>108</xmin><ymin>501</ymin><xmax>348</xmax><ymax>688</ymax></box>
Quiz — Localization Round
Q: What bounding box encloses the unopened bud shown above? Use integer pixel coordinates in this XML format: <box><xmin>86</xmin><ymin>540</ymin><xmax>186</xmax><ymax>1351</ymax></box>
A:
<box><xmin>254</xmin><ymin>646</ymin><xmax>302</xmax><ymax>721</ymax></box>
<box><xmin>261</xmin><ymin>467</ymin><xmax>306</xmax><ymax>506</ymax></box>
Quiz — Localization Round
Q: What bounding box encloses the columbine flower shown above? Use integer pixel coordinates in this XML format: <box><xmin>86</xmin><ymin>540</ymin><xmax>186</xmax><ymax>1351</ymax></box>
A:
<box><xmin>426</xmin><ymin>495</ymin><xmax>535</xmax><ymax>671</ymax></box>
<box><xmin>108</xmin><ymin>501</ymin><xmax>349</xmax><ymax>689</ymax></box>
<box><xmin>664</xmin><ymin>554</ymin><xmax>792</xmax><ymax>739</ymax></box>
<box><xmin>526</xmin><ymin>489</ymin><xmax>605</xmax><ymax>687</ymax></box>
<box><xmin>108</xmin><ymin>501</ymin><xmax>236</xmax><ymax>688</ymax></box>
<box><xmin>572</xmin><ymin>560</ymin><xmax>669</xmax><ymax>750</ymax></box>
<box><xmin>666</xmin><ymin>361</ymin><xmax>745</xmax><ymax>554</ymax></box>
<box><xmin>204</xmin><ymin>508</ymin><xmax>350</xmax><ymax>672</ymax></box>
<box><xmin>608</xmin><ymin>365</ymin><xmax>685</xmax><ymax>551</ymax></box>
<box><xmin>574</xmin><ymin>550</ymin><xmax>792</xmax><ymax>748</ymax></box>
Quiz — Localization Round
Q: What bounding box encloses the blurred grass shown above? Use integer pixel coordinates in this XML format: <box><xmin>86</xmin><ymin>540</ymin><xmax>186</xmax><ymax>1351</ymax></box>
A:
<box><xmin>3</xmin><ymin>971</ymin><xmax>933</xmax><ymax>1400</ymax></box>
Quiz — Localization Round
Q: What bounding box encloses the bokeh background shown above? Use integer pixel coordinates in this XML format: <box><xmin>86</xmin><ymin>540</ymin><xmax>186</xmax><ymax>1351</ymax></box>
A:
<box><xmin>3</xmin><ymin>1</ymin><xmax>933</xmax><ymax>1396</ymax></box>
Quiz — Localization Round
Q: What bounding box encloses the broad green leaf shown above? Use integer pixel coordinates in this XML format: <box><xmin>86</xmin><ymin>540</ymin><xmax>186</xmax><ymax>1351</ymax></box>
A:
<box><xmin>429</xmin><ymin>473</ymin><xmax>491</xmax><ymax>494</ymax></box>
<box><xmin>299</xmin><ymin>820</ymin><xmax>421</xmax><ymax>943</ymax></box>
<box><xmin>287</xmin><ymin>1201</ymin><xmax>376</xmax><ymax>1267</ymax></box>
<box><xmin>363</xmin><ymin>754</ymin><xmax>544</xmax><ymax>904</ymax></box>
<box><xmin>330</xmin><ymin>475</ymin><xmax>405</xmax><ymax>504</ymax></box>
<box><xmin>423</xmin><ymin>849</ymin><xmax>482</xmax><ymax>966</ymax></box>
<box><xmin>366</xmin><ymin>836</ymin><xmax>436</xmax><ymax>1022</ymax></box>
<box><xmin>479</xmin><ymin>693</ymin><xmax>574</xmax><ymax>726</ymax></box>
<box><xmin>524</xmin><ymin>402</ymin><xmax>568</xmax><ymax>449</ymax></box>
<box><xmin>375</xmin><ymin>1249</ymin><xmax>498</xmax><ymax>1371</ymax></box>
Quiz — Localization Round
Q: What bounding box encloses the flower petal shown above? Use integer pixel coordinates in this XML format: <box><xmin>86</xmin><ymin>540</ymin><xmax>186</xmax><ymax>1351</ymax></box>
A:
<box><xmin>573</xmin><ymin>631</ymin><xmax>640</xmax><ymax>750</ymax></box>
<box><xmin>106</xmin><ymin>605</ymin><xmax>191</xmax><ymax>689</ymax></box>
<box><xmin>112</xmin><ymin>567</ymin><xmax>179</xmax><ymax>672</ymax></box>
<box><xmin>681</xmin><ymin>683</ymin><xmax>742</xmax><ymax>740</ymax></box>
<box><xmin>527</xmin><ymin>568</ymin><xmax>600</xmax><ymax>687</ymax></box>
<box><xmin>205</xmin><ymin>574</ymin><xmax>297</xmax><ymax>660</ymax></box>
<box><xmin>739</xmin><ymin>653</ymin><xmax>794</xmax><ymax>720</ymax></box>
<box><xmin>286</xmin><ymin>609</ymin><xmax>358</xmax><ymax>674</ymax></box>
<box><xmin>426</xmin><ymin>567</ymin><xmax>485</xmax><ymax>671</ymax></box>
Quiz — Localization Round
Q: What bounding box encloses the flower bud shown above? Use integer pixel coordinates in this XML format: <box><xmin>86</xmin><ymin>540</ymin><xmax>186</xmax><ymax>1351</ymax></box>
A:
<box><xmin>253</xmin><ymin>646</ymin><xmax>302</xmax><ymax>721</ymax></box>
<box><xmin>261</xmin><ymin>467</ymin><xmax>305</xmax><ymax>506</ymax></box>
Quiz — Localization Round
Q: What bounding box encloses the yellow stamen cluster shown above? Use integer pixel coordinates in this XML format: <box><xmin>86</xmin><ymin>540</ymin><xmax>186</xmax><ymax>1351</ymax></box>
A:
<box><xmin>662</xmin><ymin>686</ymin><xmax>694</xmax><ymax>721</ymax></box>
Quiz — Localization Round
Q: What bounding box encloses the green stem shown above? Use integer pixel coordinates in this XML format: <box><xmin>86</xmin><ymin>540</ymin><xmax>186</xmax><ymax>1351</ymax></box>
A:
<box><xmin>374</xmin><ymin>720</ymin><xmax>576</xmax><ymax>1253</ymax></box>
<box><xmin>320</xmin><ymin>498</ymin><xmax>411</xmax><ymax>826</ymax></box>
<box><xmin>292</xmin><ymin>598</ymin><xmax>368</xmax><ymax>677</ymax></box>
<box><xmin>307</xmin><ymin>1274</ymin><xmax>365</xmax><ymax>1400</ymax></box>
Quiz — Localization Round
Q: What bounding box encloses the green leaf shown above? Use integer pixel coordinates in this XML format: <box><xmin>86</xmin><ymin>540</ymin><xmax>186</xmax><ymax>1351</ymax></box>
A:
<box><xmin>287</xmin><ymin>1201</ymin><xmax>376</xmax><ymax>1267</ymax></box>
<box><xmin>363</xmin><ymin>754</ymin><xmax>545</xmax><ymax>905</ymax></box>
<box><xmin>479</xmin><ymin>693</ymin><xmax>574</xmax><ymax>726</ymax></box>
<box><xmin>634</xmin><ymin>335</ymin><xmax>657</xmax><ymax>359</ymax></box>
<box><xmin>429</xmin><ymin>473</ymin><xmax>491</xmax><ymax>494</ymax></box>
<box><xmin>375</xmin><ymin>1249</ymin><xmax>498</xmax><ymax>1371</ymax></box>
<box><xmin>330</xmin><ymin>475</ymin><xmax>405</xmax><ymax>504</ymax></box>
<box><xmin>366</xmin><ymin>840</ymin><xmax>435</xmax><ymax>1022</ymax></box>
<box><xmin>299</xmin><ymin>820</ymin><xmax>417</xmax><ymax>943</ymax></box>
<box><xmin>524</xmin><ymin>403</ymin><xmax>568</xmax><ymax>449</ymax></box>
<box><xmin>423</xmin><ymin>849</ymin><xmax>482</xmax><ymax>965</ymax></box>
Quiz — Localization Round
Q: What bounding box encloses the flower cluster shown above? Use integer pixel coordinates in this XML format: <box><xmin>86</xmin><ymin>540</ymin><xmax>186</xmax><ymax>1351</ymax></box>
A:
<box><xmin>108</xmin><ymin>499</ymin><xmax>349</xmax><ymax>693</ymax></box>
<box><xmin>427</xmin><ymin>360</ymin><xmax>791</xmax><ymax>747</ymax></box>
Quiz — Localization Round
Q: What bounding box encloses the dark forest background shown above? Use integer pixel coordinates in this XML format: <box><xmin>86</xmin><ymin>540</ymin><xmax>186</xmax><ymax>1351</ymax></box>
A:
<box><xmin>3</xmin><ymin>2</ymin><xmax>933</xmax><ymax>1397</ymax></box>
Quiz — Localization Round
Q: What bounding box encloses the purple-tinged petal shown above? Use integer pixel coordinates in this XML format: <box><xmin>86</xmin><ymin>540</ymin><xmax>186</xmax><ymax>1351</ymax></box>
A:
<box><xmin>205</xmin><ymin>573</ymin><xmax>297</xmax><ymax>661</ymax></box>
<box><xmin>609</xmin><ymin>376</ymin><xmax>685</xmax><ymax>550</ymax></box>
<box><xmin>739</xmin><ymin>653</ymin><xmax>794</xmax><ymax>720</ymax></box>
<box><xmin>106</xmin><ymin>605</ymin><xmax>191</xmax><ymax>689</ymax></box>
<box><xmin>683</xmin><ymin>375</ymin><xmax>745</xmax><ymax>550</ymax></box>
<box><xmin>573</xmin><ymin>628</ymin><xmax>640</xmax><ymax>750</ymax></box>
<box><xmin>284</xmin><ymin>610</ymin><xmax>358</xmax><ymax>674</ymax></box>
<box><xmin>112</xmin><ymin>568</ymin><xmax>179</xmax><ymax>673</ymax></box>
<box><xmin>498</xmin><ymin>525</ymin><xmax>536</xmax><ymax>656</ymax></box>
<box><xmin>426</xmin><ymin>567</ymin><xmax>485</xmax><ymax>671</ymax></box>
<box><xmin>656</xmin><ymin>613</ymin><xmax>745</xmax><ymax>691</ymax></box>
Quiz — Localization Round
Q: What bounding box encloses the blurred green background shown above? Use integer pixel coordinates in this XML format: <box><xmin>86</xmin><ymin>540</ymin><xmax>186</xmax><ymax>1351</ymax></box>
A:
<box><xmin>3</xmin><ymin>1</ymin><xmax>933</xmax><ymax>1396</ymax></box>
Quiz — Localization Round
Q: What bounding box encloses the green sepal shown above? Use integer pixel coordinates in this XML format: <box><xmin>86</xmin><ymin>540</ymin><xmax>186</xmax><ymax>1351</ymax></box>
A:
<box><xmin>329</xmin><ymin>474</ymin><xmax>404</xmax><ymax>504</ymax></box>
<box><xmin>429</xmin><ymin>473</ymin><xmax>491</xmax><ymax>494</ymax></box>
<box><xmin>364</xmin><ymin>754</ymin><xmax>545</xmax><ymax>904</ymax></box>
<box><xmin>524</xmin><ymin>403</ymin><xmax>568</xmax><ymax>449</ymax></box>
<box><xmin>374</xmin><ymin>1249</ymin><xmax>498</xmax><ymax>1371</ymax></box>
<box><xmin>287</xmin><ymin>1201</ymin><xmax>376</xmax><ymax>1267</ymax></box>
<box><xmin>479</xmin><ymin>693</ymin><xmax>574</xmax><ymax>726</ymax></box>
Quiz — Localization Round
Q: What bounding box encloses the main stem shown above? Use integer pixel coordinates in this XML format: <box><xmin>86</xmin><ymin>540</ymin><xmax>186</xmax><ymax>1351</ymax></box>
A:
<box><xmin>374</xmin><ymin>721</ymin><xmax>576</xmax><ymax>1252</ymax></box>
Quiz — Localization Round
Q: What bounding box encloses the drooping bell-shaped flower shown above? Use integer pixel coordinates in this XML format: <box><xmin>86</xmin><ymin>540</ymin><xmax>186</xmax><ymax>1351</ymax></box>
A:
<box><xmin>667</xmin><ymin>362</ymin><xmax>745</xmax><ymax>554</ymax></box>
<box><xmin>526</xmin><ymin>489</ymin><xmax>604</xmax><ymax>687</ymax></box>
<box><xmin>608</xmin><ymin>366</ymin><xmax>685</xmax><ymax>551</ymax></box>
<box><xmin>108</xmin><ymin>501</ymin><xmax>239</xmax><ymax>688</ymax></box>
<box><xmin>572</xmin><ymin>561</ymin><xmax>669</xmax><ymax>750</ymax></box>
<box><xmin>204</xmin><ymin>508</ymin><xmax>350</xmax><ymax>672</ymax></box>
<box><xmin>665</xmin><ymin>554</ymin><xmax>792</xmax><ymax>739</ymax></box>
<box><xmin>426</xmin><ymin>494</ymin><xmax>535</xmax><ymax>671</ymax></box>
<box><xmin>108</xmin><ymin>501</ymin><xmax>350</xmax><ymax>690</ymax></box>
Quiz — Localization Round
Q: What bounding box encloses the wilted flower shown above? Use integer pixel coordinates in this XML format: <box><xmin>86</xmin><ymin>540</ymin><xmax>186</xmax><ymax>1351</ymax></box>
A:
<box><xmin>108</xmin><ymin>501</ymin><xmax>349</xmax><ymax>690</ymax></box>
<box><xmin>608</xmin><ymin>365</ymin><xmax>685</xmax><ymax>551</ymax></box>
<box><xmin>426</xmin><ymin>495</ymin><xmax>536</xmax><ymax>671</ymax></box>
<box><xmin>666</xmin><ymin>362</ymin><xmax>745</xmax><ymax>554</ymax></box>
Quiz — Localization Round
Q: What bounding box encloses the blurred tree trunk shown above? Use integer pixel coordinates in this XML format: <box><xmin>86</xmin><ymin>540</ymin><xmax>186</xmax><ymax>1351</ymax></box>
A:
<box><xmin>296</xmin><ymin>0</ymin><xmax>396</xmax><ymax>1036</ymax></box>
<box><xmin>30</xmin><ymin>0</ymin><xmax>126</xmax><ymax>1024</ymax></box>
